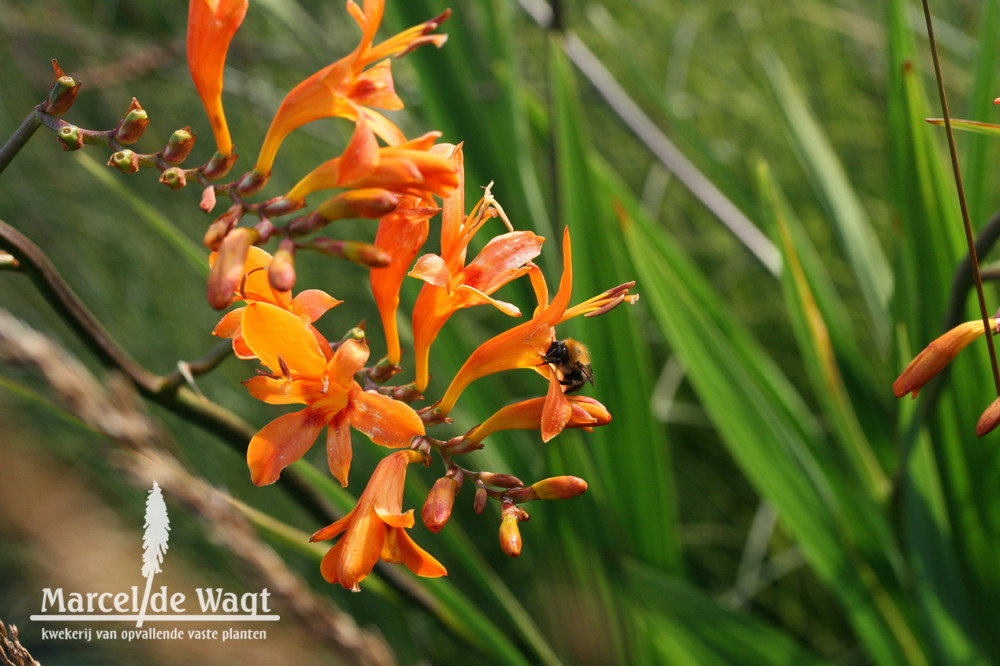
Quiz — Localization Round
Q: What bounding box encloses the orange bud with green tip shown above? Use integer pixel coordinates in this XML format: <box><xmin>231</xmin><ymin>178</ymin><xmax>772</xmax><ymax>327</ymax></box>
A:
<box><xmin>159</xmin><ymin>167</ymin><xmax>187</xmax><ymax>190</ymax></box>
<box><xmin>113</xmin><ymin>99</ymin><xmax>149</xmax><ymax>144</ymax></box>
<box><xmin>43</xmin><ymin>62</ymin><xmax>81</xmax><ymax>115</ymax></box>
<box><xmin>161</xmin><ymin>127</ymin><xmax>196</xmax><ymax>165</ymax></box>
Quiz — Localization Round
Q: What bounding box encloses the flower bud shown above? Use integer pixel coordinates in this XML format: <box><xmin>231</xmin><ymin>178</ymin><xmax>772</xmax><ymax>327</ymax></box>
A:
<box><xmin>422</xmin><ymin>476</ymin><xmax>461</xmax><ymax>533</ymax></box>
<box><xmin>261</xmin><ymin>197</ymin><xmax>306</xmax><ymax>219</ymax></box>
<box><xmin>236</xmin><ymin>169</ymin><xmax>268</xmax><ymax>196</ymax></box>
<box><xmin>268</xmin><ymin>240</ymin><xmax>296</xmax><ymax>291</ymax></box>
<box><xmin>479</xmin><ymin>472</ymin><xmax>524</xmax><ymax>489</ymax></box>
<box><xmin>107</xmin><ymin>149</ymin><xmax>139</xmax><ymax>173</ymax></box>
<box><xmin>113</xmin><ymin>99</ymin><xmax>149</xmax><ymax>144</ymax></box>
<box><xmin>441</xmin><ymin>435</ymin><xmax>484</xmax><ymax>454</ymax></box>
<box><xmin>57</xmin><ymin>125</ymin><xmax>82</xmax><ymax>151</ymax></box>
<box><xmin>200</xmin><ymin>185</ymin><xmax>217</xmax><ymax>213</ymax></box>
<box><xmin>203</xmin><ymin>151</ymin><xmax>239</xmax><ymax>181</ymax></box>
<box><xmin>316</xmin><ymin>189</ymin><xmax>400</xmax><ymax>221</ymax></box>
<box><xmin>305</xmin><ymin>238</ymin><xmax>392</xmax><ymax>268</ymax></box>
<box><xmin>203</xmin><ymin>204</ymin><xmax>244</xmax><ymax>250</ymax></box>
<box><xmin>977</xmin><ymin>396</ymin><xmax>1000</xmax><ymax>437</ymax></box>
<box><xmin>0</xmin><ymin>251</ymin><xmax>19</xmax><ymax>269</ymax></box>
<box><xmin>473</xmin><ymin>485</ymin><xmax>488</xmax><ymax>514</ymax></box>
<box><xmin>161</xmin><ymin>127</ymin><xmax>196</xmax><ymax>165</ymax></box>
<box><xmin>206</xmin><ymin>227</ymin><xmax>259</xmax><ymax>309</ymax></box>
<box><xmin>498</xmin><ymin>500</ymin><xmax>528</xmax><ymax>558</ymax></box>
<box><xmin>369</xmin><ymin>358</ymin><xmax>402</xmax><ymax>384</ymax></box>
<box><xmin>894</xmin><ymin>319</ymin><xmax>995</xmax><ymax>398</ymax></box>
<box><xmin>530</xmin><ymin>476</ymin><xmax>588</xmax><ymax>500</ymax></box>
<box><xmin>43</xmin><ymin>62</ymin><xmax>81</xmax><ymax>115</ymax></box>
<box><xmin>159</xmin><ymin>167</ymin><xmax>187</xmax><ymax>190</ymax></box>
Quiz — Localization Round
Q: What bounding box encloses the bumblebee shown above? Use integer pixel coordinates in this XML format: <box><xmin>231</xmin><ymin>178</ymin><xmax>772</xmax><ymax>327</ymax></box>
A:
<box><xmin>541</xmin><ymin>338</ymin><xmax>594</xmax><ymax>393</ymax></box>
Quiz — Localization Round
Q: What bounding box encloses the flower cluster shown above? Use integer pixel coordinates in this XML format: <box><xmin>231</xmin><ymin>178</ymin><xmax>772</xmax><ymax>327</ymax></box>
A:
<box><xmin>182</xmin><ymin>0</ymin><xmax>638</xmax><ymax>591</ymax></box>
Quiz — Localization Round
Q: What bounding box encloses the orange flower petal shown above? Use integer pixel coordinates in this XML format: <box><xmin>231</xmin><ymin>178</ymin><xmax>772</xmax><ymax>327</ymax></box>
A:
<box><xmin>348</xmin><ymin>390</ymin><xmax>425</xmax><ymax>446</ymax></box>
<box><xmin>463</xmin><ymin>231</ymin><xmax>544</xmax><ymax>294</ymax></box>
<box><xmin>212</xmin><ymin>308</ymin><xmax>243</xmax><ymax>338</ymax></box>
<box><xmin>329</xmin><ymin>338</ymin><xmax>371</xmax><ymax>386</ymax></box>
<box><xmin>326</xmin><ymin>411</ymin><xmax>353</xmax><ymax>488</ymax></box>
<box><xmin>291</xmin><ymin>289</ymin><xmax>342</xmax><ymax>322</ymax></box>
<box><xmin>541</xmin><ymin>372</ymin><xmax>571</xmax><ymax>442</ymax></box>
<box><xmin>247</xmin><ymin>407</ymin><xmax>327</xmax><ymax>485</ymax></box>
<box><xmin>331</xmin><ymin>509</ymin><xmax>385</xmax><ymax>590</ymax></box>
<box><xmin>393</xmin><ymin>528</ymin><xmax>447</xmax><ymax>578</ymax></box>
<box><xmin>241</xmin><ymin>302</ymin><xmax>327</xmax><ymax>378</ymax></box>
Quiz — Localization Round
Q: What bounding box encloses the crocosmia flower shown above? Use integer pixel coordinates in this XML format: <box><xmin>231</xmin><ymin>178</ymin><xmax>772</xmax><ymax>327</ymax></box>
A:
<box><xmin>211</xmin><ymin>246</ymin><xmax>341</xmax><ymax>359</ymax></box>
<box><xmin>187</xmin><ymin>0</ymin><xmax>248</xmax><ymax>156</ymax></box>
<box><xmin>311</xmin><ymin>449</ymin><xmax>447</xmax><ymax>591</ymax></box>
<box><xmin>253</xmin><ymin>0</ymin><xmax>450</xmax><ymax>177</ymax></box>
<box><xmin>240</xmin><ymin>302</ymin><xmax>425</xmax><ymax>486</ymax></box>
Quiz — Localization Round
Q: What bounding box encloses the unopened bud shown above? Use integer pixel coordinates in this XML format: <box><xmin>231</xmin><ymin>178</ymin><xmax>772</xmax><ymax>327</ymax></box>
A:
<box><xmin>261</xmin><ymin>197</ymin><xmax>306</xmax><ymax>218</ymax></box>
<box><xmin>530</xmin><ymin>475</ymin><xmax>588</xmax><ymax>500</ymax></box>
<box><xmin>442</xmin><ymin>435</ymin><xmax>484</xmax><ymax>454</ymax></box>
<box><xmin>203</xmin><ymin>151</ymin><xmax>238</xmax><ymax>180</ymax></box>
<box><xmin>236</xmin><ymin>169</ymin><xmax>268</xmax><ymax>196</ymax></box>
<box><xmin>107</xmin><ymin>149</ymin><xmax>139</xmax><ymax>173</ymax></box>
<box><xmin>479</xmin><ymin>472</ymin><xmax>523</xmax><ymax>489</ymax></box>
<box><xmin>305</xmin><ymin>238</ymin><xmax>391</xmax><ymax>268</ymax></box>
<box><xmin>159</xmin><ymin>167</ymin><xmax>187</xmax><ymax>190</ymax></box>
<box><xmin>200</xmin><ymin>185</ymin><xmax>217</xmax><ymax>213</ymax></box>
<box><xmin>269</xmin><ymin>240</ymin><xmax>296</xmax><ymax>291</ymax></box>
<box><xmin>43</xmin><ymin>62</ymin><xmax>81</xmax><ymax>115</ymax></box>
<box><xmin>57</xmin><ymin>125</ymin><xmax>82</xmax><ymax>151</ymax></box>
<box><xmin>161</xmin><ymin>127</ymin><xmax>196</xmax><ymax>165</ymax></box>
<box><xmin>203</xmin><ymin>204</ymin><xmax>244</xmax><ymax>250</ymax></box>
<box><xmin>473</xmin><ymin>485</ymin><xmax>488</xmax><ymax>514</ymax></box>
<box><xmin>113</xmin><ymin>99</ymin><xmax>149</xmax><ymax>144</ymax></box>
<box><xmin>206</xmin><ymin>227</ymin><xmax>259</xmax><ymax>309</ymax></box>
<box><xmin>498</xmin><ymin>500</ymin><xmax>527</xmax><ymax>558</ymax></box>
<box><xmin>977</xmin><ymin>396</ymin><xmax>1000</xmax><ymax>437</ymax></box>
<box><xmin>316</xmin><ymin>189</ymin><xmax>400</xmax><ymax>221</ymax></box>
<box><xmin>370</xmin><ymin>358</ymin><xmax>402</xmax><ymax>384</ymax></box>
<box><xmin>422</xmin><ymin>476</ymin><xmax>461</xmax><ymax>533</ymax></box>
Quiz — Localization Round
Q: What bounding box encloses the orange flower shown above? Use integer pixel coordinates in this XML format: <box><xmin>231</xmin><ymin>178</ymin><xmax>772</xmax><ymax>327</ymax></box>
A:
<box><xmin>370</xmin><ymin>197</ymin><xmax>437</xmax><ymax>365</ymax></box>
<box><xmin>464</xmin><ymin>395</ymin><xmax>612</xmax><ymax>445</ymax></box>
<box><xmin>437</xmin><ymin>228</ymin><xmax>637</xmax><ymax>439</ymax></box>
<box><xmin>311</xmin><ymin>449</ymin><xmax>447</xmax><ymax>591</ymax></box>
<box><xmin>253</xmin><ymin>0</ymin><xmax>450</xmax><ymax>176</ymax></box>
<box><xmin>409</xmin><ymin>146</ymin><xmax>544</xmax><ymax>391</ymax></box>
<box><xmin>187</xmin><ymin>0</ymin><xmax>248</xmax><ymax>156</ymax></box>
<box><xmin>240</xmin><ymin>302</ymin><xmax>424</xmax><ymax>486</ymax></box>
<box><xmin>436</xmin><ymin>227</ymin><xmax>575</xmax><ymax>416</ymax></box>
<box><xmin>893</xmin><ymin>319</ymin><xmax>995</xmax><ymax>398</ymax></box>
<box><xmin>211</xmin><ymin>246</ymin><xmax>341</xmax><ymax>359</ymax></box>
<box><xmin>279</xmin><ymin>129</ymin><xmax>459</xmax><ymax>207</ymax></box>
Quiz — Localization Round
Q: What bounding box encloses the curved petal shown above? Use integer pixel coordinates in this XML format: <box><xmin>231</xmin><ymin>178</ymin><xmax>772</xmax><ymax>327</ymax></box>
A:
<box><xmin>330</xmin><ymin>509</ymin><xmax>385</xmax><ymax>591</ymax></box>
<box><xmin>310</xmin><ymin>508</ymin><xmax>356</xmax><ymax>542</ymax></box>
<box><xmin>452</xmin><ymin>284</ymin><xmax>522</xmax><ymax>316</ymax></box>
<box><xmin>241</xmin><ymin>302</ymin><xmax>326</xmax><ymax>378</ymax></box>
<box><xmin>291</xmin><ymin>289</ymin><xmax>342</xmax><ymax>322</ymax></box>
<box><xmin>326</xmin><ymin>411</ymin><xmax>353</xmax><ymax>488</ymax></box>
<box><xmin>409</xmin><ymin>253</ymin><xmax>451</xmax><ymax>287</ymax></box>
<box><xmin>329</xmin><ymin>338</ymin><xmax>370</xmax><ymax>387</ymax></box>
<box><xmin>464</xmin><ymin>231</ymin><xmax>544</xmax><ymax>294</ymax></box>
<box><xmin>242</xmin><ymin>375</ymin><xmax>325</xmax><ymax>405</ymax></box>
<box><xmin>212</xmin><ymin>308</ymin><xmax>243</xmax><ymax>338</ymax></box>
<box><xmin>246</xmin><ymin>407</ymin><xmax>327</xmax><ymax>485</ymax></box>
<box><xmin>392</xmin><ymin>528</ymin><xmax>447</xmax><ymax>578</ymax></box>
<box><xmin>348</xmin><ymin>390</ymin><xmax>425</xmax><ymax>446</ymax></box>
<box><xmin>541</xmin><ymin>372</ymin><xmax>571</xmax><ymax>442</ymax></box>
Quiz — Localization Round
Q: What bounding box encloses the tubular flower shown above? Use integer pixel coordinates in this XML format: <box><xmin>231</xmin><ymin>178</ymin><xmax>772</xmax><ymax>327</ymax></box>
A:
<box><xmin>211</xmin><ymin>246</ymin><xmax>341</xmax><ymax>359</ymax></box>
<box><xmin>409</xmin><ymin>146</ymin><xmax>544</xmax><ymax>391</ymax></box>
<box><xmin>240</xmin><ymin>302</ymin><xmax>425</xmax><ymax>486</ymax></box>
<box><xmin>253</xmin><ymin>0</ymin><xmax>450</xmax><ymax>177</ymax></box>
<box><xmin>464</xmin><ymin>395</ymin><xmax>612</xmax><ymax>446</ymax></box>
<box><xmin>280</xmin><ymin>129</ymin><xmax>460</xmax><ymax>207</ymax></box>
<box><xmin>893</xmin><ymin>319</ymin><xmax>996</xmax><ymax>398</ymax></box>
<box><xmin>311</xmin><ymin>449</ymin><xmax>447</xmax><ymax>591</ymax></box>
<box><xmin>436</xmin><ymin>227</ymin><xmax>575</xmax><ymax>416</ymax></box>
<box><xmin>370</xmin><ymin>196</ymin><xmax>438</xmax><ymax>365</ymax></box>
<box><xmin>187</xmin><ymin>0</ymin><xmax>248</xmax><ymax>156</ymax></box>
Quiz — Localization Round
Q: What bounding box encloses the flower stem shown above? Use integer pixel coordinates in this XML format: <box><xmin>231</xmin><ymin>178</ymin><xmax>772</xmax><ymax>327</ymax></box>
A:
<box><xmin>0</xmin><ymin>110</ymin><xmax>42</xmax><ymax>176</ymax></box>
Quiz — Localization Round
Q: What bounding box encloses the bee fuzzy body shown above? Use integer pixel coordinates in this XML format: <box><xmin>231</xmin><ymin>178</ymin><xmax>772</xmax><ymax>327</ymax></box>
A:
<box><xmin>541</xmin><ymin>338</ymin><xmax>594</xmax><ymax>394</ymax></box>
